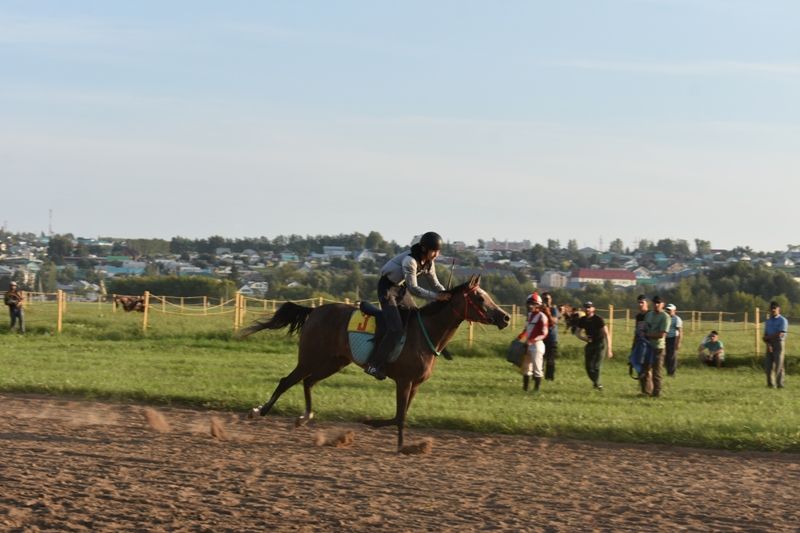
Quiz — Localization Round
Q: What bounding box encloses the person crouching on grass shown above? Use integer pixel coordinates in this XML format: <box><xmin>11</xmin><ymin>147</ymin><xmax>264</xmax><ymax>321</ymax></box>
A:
<box><xmin>517</xmin><ymin>292</ymin><xmax>550</xmax><ymax>393</ymax></box>
<box><xmin>698</xmin><ymin>330</ymin><xmax>725</xmax><ymax>368</ymax></box>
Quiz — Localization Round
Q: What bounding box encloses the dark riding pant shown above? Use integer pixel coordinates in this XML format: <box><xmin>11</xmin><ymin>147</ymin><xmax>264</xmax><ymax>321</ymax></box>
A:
<box><xmin>765</xmin><ymin>340</ymin><xmax>785</xmax><ymax>388</ymax></box>
<box><xmin>665</xmin><ymin>337</ymin><xmax>678</xmax><ymax>376</ymax></box>
<box><xmin>8</xmin><ymin>306</ymin><xmax>24</xmax><ymax>333</ymax></box>
<box><xmin>370</xmin><ymin>276</ymin><xmax>412</xmax><ymax>367</ymax></box>
<box><xmin>641</xmin><ymin>348</ymin><xmax>665</xmax><ymax>396</ymax></box>
<box><xmin>544</xmin><ymin>338</ymin><xmax>558</xmax><ymax>380</ymax></box>
<box><xmin>584</xmin><ymin>341</ymin><xmax>605</xmax><ymax>386</ymax></box>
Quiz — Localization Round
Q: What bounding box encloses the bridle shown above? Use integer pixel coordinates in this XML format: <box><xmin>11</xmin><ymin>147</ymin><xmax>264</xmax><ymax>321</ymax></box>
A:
<box><xmin>452</xmin><ymin>285</ymin><xmax>493</xmax><ymax>324</ymax></box>
<box><xmin>417</xmin><ymin>284</ymin><xmax>493</xmax><ymax>357</ymax></box>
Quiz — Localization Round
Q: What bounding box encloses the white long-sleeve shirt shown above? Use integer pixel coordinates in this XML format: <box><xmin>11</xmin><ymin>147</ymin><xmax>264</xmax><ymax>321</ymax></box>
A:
<box><xmin>379</xmin><ymin>251</ymin><xmax>445</xmax><ymax>301</ymax></box>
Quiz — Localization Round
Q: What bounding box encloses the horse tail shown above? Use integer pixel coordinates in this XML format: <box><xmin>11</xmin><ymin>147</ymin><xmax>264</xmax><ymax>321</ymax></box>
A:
<box><xmin>238</xmin><ymin>302</ymin><xmax>315</xmax><ymax>338</ymax></box>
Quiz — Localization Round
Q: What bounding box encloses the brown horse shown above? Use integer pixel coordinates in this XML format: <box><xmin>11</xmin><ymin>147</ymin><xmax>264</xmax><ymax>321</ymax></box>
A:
<box><xmin>114</xmin><ymin>295</ymin><xmax>146</xmax><ymax>312</ymax></box>
<box><xmin>240</xmin><ymin>275</ymin><xmax>510</xmax><ymax>449</ymax></box>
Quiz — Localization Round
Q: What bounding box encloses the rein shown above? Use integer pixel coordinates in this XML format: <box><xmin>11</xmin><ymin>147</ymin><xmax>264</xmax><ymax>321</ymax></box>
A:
<box><xmin>416</xmin><ymin>285</ymin><xmax>491</xmax><ymax>357</ymax></box>
<box><xmin>416</xmin><ymin>312</ymin><xmax>442</xmax><ymax>357</ymax></box>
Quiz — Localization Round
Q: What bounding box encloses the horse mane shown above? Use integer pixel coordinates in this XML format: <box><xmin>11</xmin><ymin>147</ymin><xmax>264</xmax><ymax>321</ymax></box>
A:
<box><xmin>418</xmin><ymin>280</ymin><xmax>472</xmax><ymax>316</ymax></box>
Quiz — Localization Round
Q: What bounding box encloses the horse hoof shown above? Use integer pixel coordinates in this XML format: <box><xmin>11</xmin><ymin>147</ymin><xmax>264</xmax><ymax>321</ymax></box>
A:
<box><xmin>295</xmin><ymin>413</ymin><xmax>314</xmax><ymax>428</ymax></box>
<box><xmin>248</xmin><ymin>407</ymin><xmax>260</xmax><ymax>419</ymax></box>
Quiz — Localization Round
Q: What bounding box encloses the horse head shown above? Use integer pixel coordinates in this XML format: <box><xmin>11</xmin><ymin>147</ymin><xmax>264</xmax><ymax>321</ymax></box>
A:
<box><xmin>448</xmin><ymin>275</ymin><xmax>510</xmax><ymax>329</ymax></box>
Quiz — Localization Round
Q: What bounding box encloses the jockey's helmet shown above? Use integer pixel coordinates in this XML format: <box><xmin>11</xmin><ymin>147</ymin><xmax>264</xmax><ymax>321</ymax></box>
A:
<box><xmin>419</xmin><ymin>232</ymin><xmax>443</xmax><ymax>251</ymax></box>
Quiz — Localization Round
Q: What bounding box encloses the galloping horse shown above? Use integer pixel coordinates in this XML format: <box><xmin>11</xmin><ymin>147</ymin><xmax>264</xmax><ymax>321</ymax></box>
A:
<box><xmin>240</xmin><ymin>275</ymin><xmax>510</xmax><ymax>449</ymax></box>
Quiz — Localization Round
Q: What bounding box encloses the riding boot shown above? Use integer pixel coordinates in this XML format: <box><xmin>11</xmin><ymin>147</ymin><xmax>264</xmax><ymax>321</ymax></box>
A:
<box><xmin>522</xmin><ymin>375</ymin><xmax>530</xmax><ymax>391</ymax></box>
<box><xmin>544</xmin><ymin>362</ymin><xmax>555</xmax><ymax>381</ymax></box>
<box><xmin>365</xmin><ymin>331</ymin><xmax>401</xmax><ymax>381</ymax></box>
<box><xmin>533</xmin><ymin>377</ymin><xmax>542</xmax><ymax>392</ymax></box>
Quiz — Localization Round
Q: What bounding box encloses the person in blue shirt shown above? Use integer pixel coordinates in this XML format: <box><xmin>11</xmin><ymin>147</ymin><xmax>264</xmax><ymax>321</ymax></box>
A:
<box><xmin>763</xmin><ymin>301</ymin><xmax>789</xmax><ymax>388</ymax></box>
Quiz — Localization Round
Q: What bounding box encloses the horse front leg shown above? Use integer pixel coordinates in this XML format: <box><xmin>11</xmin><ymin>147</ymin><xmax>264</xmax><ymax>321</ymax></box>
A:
<box><xmin>394</xmin><ymin>380</ymin><xmax>414</xmax><ymax>450</ymax></box>
<box><xmin>362</xmin><ymin>378</ymin><xmax>413</xmax><ymax>434</ymax></box>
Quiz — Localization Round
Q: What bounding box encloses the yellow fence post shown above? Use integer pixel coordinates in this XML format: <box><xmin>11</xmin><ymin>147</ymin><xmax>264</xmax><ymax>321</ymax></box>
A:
<box><xmin>625</xmin><ymin>308</ymin><xmax>630</xmax><ymax>333</ymax></box>
<box><xmin>142</xmin><ymin>291</ymin><xmax>150</xmax><ymax>332</ymax></box>
<box><xmin>241</xmin><ymin>294</ymin><xmax>247</xmax><ymax>327</ymax></box>
<box><xmin>161</xmin><ymin>295</ymin><xmax>166</xmax><ymax>312</ymax></box>
<box><xmin>468</xmin><ymin>321</ymin><xmax>474</xmax><ymax>348</ymax></box>
<box><xmin>755</xmin><ymin>307</ymin><xmax>760</xmax><ymax>357</ymax></box>
<box><xmin>112</xmin><ymin>294</ymin><xmax>117</xmax><ymax>313</ymax></box>
<box><xmin>718</xmin><ymin>311</ymin><xmax>723</xmax><ymax>333</ymax></box>
<box><xmin>56</xmin><ymin>289</ymin><xmax>64</xmax><ymax>334</ymax></box>
<box><xmin>744</xmin><ymin>312</ymin><xmax>748</xmax><ymax>332</ymax></box>
<box><xmin>233</xmin><ymin>292</ymin><xmax>241</xmax><ymax>331</ymax></box>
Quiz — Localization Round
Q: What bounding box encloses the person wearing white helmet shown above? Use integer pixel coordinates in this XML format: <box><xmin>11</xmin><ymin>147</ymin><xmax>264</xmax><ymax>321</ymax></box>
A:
<box><xmin>4</xmin><ymin>280</ymin><xmax>24</xmax><ymax>333</ymax></box>
<box><xmin>515</xmin><ymin>292</ymin><xmax>550</xmax><ymax>392</ymax></box>
<box><xmin>365</xmin><ymin>232</ymin><xmax>451</xmax><ymax>380</ymax></box>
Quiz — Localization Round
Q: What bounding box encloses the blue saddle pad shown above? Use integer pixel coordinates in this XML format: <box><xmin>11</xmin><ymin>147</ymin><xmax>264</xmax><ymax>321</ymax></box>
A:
<box><xmin>347</xmin><ymin>309</ymin><xmax>405</xmax><ymax>365</ymax></box>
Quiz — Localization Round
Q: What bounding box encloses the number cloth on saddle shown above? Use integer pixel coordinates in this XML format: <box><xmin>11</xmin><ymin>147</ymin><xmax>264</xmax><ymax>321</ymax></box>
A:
<box><xmin>347</xmin><ymin>308</ymin><xmax>406</xmax><ymax>365</ymax></box>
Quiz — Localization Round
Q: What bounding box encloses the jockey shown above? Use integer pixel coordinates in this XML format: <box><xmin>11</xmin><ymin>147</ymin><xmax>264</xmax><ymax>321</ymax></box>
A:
<box><xmin>365</xmin><ymin>231</ymin><xmax>452</xmax><ymax>380</ymax></box>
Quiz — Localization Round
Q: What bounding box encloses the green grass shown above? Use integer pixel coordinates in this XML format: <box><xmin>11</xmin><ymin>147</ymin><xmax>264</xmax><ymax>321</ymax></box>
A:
<box><xmin>1</xmin><ymin>302</ymin><xmax>798</xmax><ymax>452</ymax></box>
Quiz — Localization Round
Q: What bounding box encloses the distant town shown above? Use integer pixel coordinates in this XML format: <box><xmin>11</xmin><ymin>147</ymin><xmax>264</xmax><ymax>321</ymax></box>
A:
<box><xmin>2</xmin><ymin>231</ymin><xmax>799</xmax><ymax>308</ymax></box>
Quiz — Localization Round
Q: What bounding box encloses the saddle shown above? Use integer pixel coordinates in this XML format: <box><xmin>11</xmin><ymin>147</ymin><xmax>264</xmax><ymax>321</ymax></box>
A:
<box><xmin>346</xmin><ymin>302</ymin><xmax>411</xmax><ymax>365</ymax></box>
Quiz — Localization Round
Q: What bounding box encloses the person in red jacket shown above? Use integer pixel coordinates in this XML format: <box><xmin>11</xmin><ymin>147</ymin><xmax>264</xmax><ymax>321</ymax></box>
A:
<box><xmin>517</xmin><ymin>292</ymin><xmax>549</xmax><ymax>392</ymax></box>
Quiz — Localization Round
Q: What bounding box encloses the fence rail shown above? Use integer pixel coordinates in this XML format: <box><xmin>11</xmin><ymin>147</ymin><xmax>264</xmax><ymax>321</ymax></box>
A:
<box><xmin>13</xmin><ymin>290</ymin><xmax>774</xmax><ymax>354</ymax></box>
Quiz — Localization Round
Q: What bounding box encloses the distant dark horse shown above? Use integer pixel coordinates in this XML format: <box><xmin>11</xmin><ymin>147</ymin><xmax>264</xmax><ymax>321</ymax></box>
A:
<box><xmin>114</xmin><ymin>295</ymin><xmax>146</xmax><ymax>313</ymax></box>
<box><xmin>240</xmin><ymin>276</ymin><xmax>510</xmax><ymax>449</ymax></box>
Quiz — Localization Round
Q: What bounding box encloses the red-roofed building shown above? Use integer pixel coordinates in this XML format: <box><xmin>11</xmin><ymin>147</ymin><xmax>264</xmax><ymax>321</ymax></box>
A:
<box><xmin>568</xmin><ymin>268</ymin><xmax>637</xmax><ymax>288</ymax></box>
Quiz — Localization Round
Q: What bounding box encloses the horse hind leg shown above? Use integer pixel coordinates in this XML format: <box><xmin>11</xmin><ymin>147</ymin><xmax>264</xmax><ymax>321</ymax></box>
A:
<box><xmin>252</xmin><ymin>366</ymin><xmax>308</xmax><ymax>417</ymax></box>
<box><xmin>295</xmin><ymin>358</ymin><xmax>350</xmax><ymax>427</ymax></box>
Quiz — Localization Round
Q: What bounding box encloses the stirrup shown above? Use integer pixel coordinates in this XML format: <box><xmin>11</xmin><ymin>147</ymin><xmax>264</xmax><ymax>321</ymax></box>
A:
<box><xmin>365</xmin><ymin>364</ymin><xmax>386</xmax><ymax>381</ymax></box>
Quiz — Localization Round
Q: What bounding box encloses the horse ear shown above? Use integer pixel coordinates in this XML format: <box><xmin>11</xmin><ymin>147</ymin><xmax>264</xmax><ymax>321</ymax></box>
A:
<box><xmin>469</xmin><ymin>274</ymin><xmax>481</xmax><ymax>287</ymax></box>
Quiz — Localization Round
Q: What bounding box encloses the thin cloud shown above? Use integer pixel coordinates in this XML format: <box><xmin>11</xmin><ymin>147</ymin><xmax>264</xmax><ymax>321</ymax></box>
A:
<box><xmin>0</xmin><ymin>13</ymin><xmax>149</xmax><ymax>46</ymax></box>
<box><xmin>553</xmin><ymin>59</ymin><xmax>800</xmax><ymax>76</ymax></box>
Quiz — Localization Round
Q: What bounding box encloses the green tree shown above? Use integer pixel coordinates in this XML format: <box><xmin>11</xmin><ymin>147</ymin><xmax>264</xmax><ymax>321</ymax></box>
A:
<box><xmin>37</xmin><ymin>261</ymin><xmax>58</xmax><ymax>292</ymax></box>
<box><xmin>609</xmin><ymin>238</ymin><xmax>625</xmax><ymax>254</ymax></box>
<box><xmin>695</xmin><ymin>239</ymin><xmax>712</xmax><ymax>257</ymax></box>
<box><xmin>47</xmin><ymin>235</ymin><xmax>73</xmax><ymax>265</ymax></box>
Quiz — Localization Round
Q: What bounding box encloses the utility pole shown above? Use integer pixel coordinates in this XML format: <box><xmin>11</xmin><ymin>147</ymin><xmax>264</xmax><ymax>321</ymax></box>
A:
<box><xmin>49</xmin><ymin>209</ymin><xmax>54</xmax><ymax>235</ymax></box>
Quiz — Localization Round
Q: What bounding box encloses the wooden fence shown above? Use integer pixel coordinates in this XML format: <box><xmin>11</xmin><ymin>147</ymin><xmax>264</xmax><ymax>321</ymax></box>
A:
<box><xmin>13</xmin><ymin>291</ymin><xmax>774</xmax><ymax>354</ymax></box>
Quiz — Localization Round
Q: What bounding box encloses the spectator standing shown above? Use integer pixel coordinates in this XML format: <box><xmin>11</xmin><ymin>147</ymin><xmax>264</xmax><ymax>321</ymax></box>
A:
<box><xmin>763</xmin><ymin>302</ymin><xmax>788</xmax><ymax>388</ymax></box>
<box><xmin>541</xmin><ymin>292</ymin><xmax>560</xmax><ymax>381</ymax></box>
<box><xmin>698</xmin><ymin>331</ymin><xmax>725</xmax><ymax>368</ymax></box>
<box><xmin>574</xmin><ymin>301</ymin><xmax>613</xmax><ymax>390</ymax></box>
<box><xmin>516</xmin><ymin>293</ymin><xmax>549</xmax><ymax>392</ymax></box>
<box><xmin>665</xmin><ymin>303</ymin><xmax>683</xmax><ymax>377</ymax></box>
<box><xmin>642</xmin><ymin>295</ymin><xmax>669</xmax><ymax>397</ymax></box>
<box><xmin>632</xmin><ymin>294</ymin><xmax>649</xmax><ymax>348</ymax></box>
<box><xmin>4</xmin><ymin>281</ymin><xmax>24</xmax><ymax>334</ymax></box>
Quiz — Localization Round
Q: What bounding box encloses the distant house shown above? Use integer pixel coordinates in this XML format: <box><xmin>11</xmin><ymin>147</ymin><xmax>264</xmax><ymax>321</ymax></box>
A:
<box><xmin>632</xmin><ymin>266</ymin><xmax>652</xmax><ymax>280</ymax></box>
<box><xmin>484</xmin><ymin>239</ymin><xmax>532</xmax><ymax>252</ymax></box>
<box><xmin>356</xmin><ymin>249</ymin><xmax>386</xmax><ymax>263</ymax></box>
<box><xmin>239</xmin><ymin>281</ymin><xmax>269</xmax><ymax>297</ymax></box>
<box><xmin>322</xmin><ymin>246</ymin><xmax>352</xmax><ymax>259</ymax></box>
<box><xmin>578</xmin><ymin>247</ymin><xmax>600</xmax><ymax>259</ymax></box>
<box><xmin>568</xmin><ymin>268</ymin><xmax>637</xmax><ymax>289</ymax></box>
<box><xmin>539</xmin><ymin>271</ymin><xmax>568</xmax><ymax>289</ymax></box>
<box><xmin>279</xmin><ymin>252</ymin><xmax>300</xmax><ymax>263</ymax></box>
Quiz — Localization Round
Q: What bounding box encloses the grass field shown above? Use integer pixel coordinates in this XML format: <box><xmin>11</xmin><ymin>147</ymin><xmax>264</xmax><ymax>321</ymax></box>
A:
<box><xmin>1</xmin><ymin>301</ymin><xmax>798</xmax><ymax>452</ymax></box>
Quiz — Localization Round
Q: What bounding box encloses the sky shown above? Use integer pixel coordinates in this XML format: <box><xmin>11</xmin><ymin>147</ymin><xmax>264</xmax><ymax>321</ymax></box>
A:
<box><xmin>1</xmin><ymin>0</ymin><xmax>799</xmax><ymax>252</ymax></box>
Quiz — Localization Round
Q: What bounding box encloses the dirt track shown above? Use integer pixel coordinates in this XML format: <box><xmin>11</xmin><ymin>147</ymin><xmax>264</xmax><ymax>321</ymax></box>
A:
<box><xmin>1</xmin><ymin>393</ymin><xmax>799</xmax><ymax>532</ymax></box>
